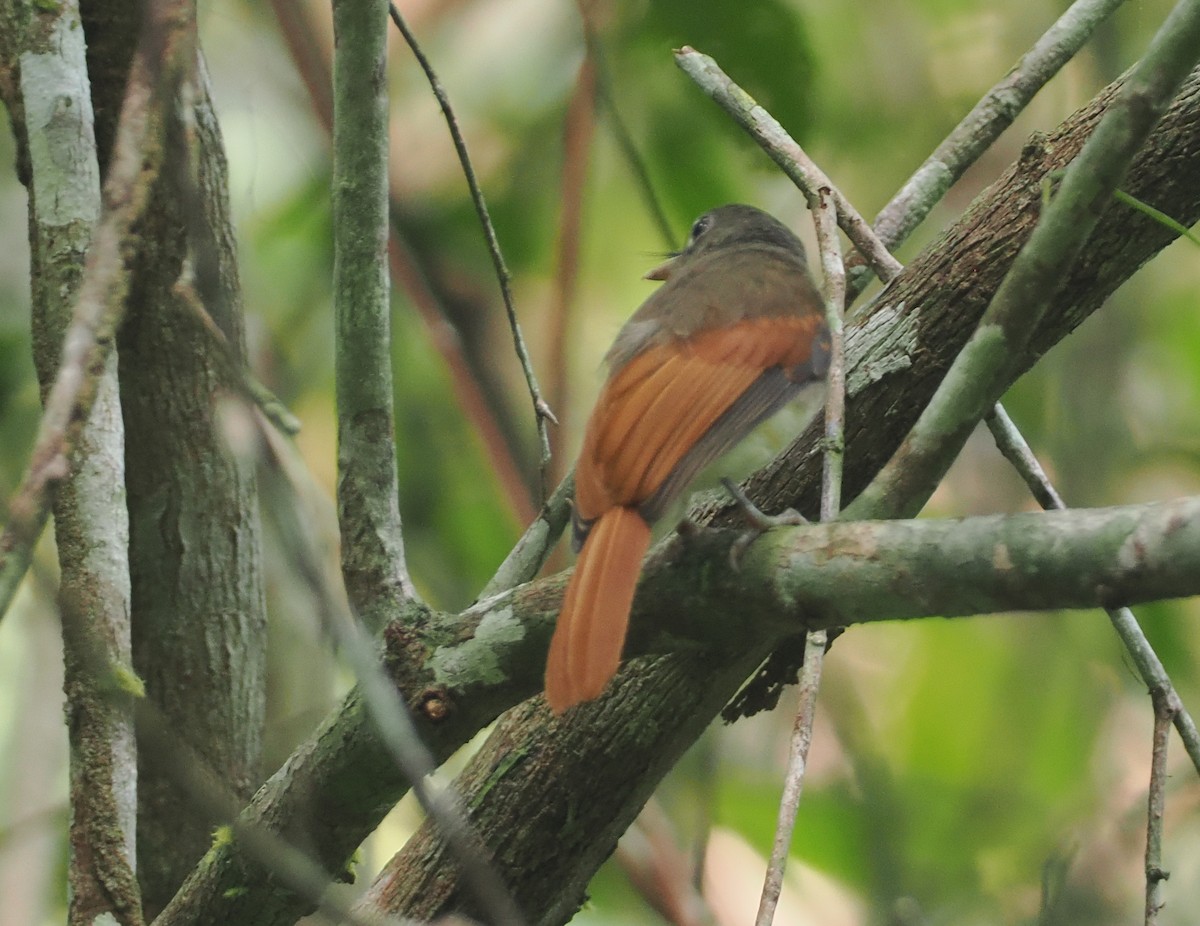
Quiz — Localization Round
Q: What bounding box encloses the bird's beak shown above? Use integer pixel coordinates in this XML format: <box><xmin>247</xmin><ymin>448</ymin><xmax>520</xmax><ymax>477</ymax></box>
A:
<box><xmin>643</xmin><ymin>254</ymin><xmax>679</xmax><ymax>281</ymax></box>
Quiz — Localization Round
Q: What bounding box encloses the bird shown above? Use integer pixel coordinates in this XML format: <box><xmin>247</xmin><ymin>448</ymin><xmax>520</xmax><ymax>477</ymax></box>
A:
<box><xmin>544</xmin><ymin>203</ymin><xmax>832</xmax><ymax>714</ymax></box>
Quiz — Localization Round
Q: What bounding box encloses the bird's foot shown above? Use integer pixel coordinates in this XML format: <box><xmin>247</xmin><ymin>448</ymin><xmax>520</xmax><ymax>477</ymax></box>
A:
<box><xmin>721</xmin><ymin>478</ymin><xmax>807</xmax><ymax>570</ymax></box>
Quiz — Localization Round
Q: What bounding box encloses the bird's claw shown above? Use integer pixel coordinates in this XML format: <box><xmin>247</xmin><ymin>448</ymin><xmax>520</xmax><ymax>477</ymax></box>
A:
<box><xmin>721</xmin><ymin>478</ymin><xmax>807</xmax><ymax>570</ymax></box>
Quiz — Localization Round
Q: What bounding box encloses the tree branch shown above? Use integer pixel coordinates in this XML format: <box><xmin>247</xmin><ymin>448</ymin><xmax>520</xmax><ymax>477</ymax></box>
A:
<box><xmin>872</xmin><ymin>0</ymin><xmax>1130</xmax><ymax>251</ymax></box>
<box><xmin>0</xmin><ymin>0</ymin><xmax>185</xmax><ymax>624</ymax></box>
<box><xmin>333</xmin><ymin>0</ymin><xmax>416</xmax><ymax>621</ymax></box>
<box><xmin>755</xmin><ymin>184</ymin><xmax>848</xmax><ymax>926</ymax></box>
<box><xmin>267</xmin><ymin>0</ymin><xmax>540</xmax><ymax>528</ymax></box>
<box><xmin>986</xmin><ymin>404</ymin><xmax>1200</xmax><ymax>777</ymax></box>
<box><xmin>5</xmin><ymin>0</ymin><xmax>139</xmax><ymax>921</ymax></box>
<box><xmin>674</xmin><ymin>46</ymin><xmax>902</xmax><ymax>284</ymax></box>
<box><xmin>1144</xmin><ymin>689</ymin><xmax>1174</xmax><ymax>925</ymax></box>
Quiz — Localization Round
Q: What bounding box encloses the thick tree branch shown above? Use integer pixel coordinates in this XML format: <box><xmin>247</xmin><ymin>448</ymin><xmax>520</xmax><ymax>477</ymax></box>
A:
<box><xmin>160</xmin><ymin>490</ymin><xmax>1200</xmax><ymax>925</ymax></box>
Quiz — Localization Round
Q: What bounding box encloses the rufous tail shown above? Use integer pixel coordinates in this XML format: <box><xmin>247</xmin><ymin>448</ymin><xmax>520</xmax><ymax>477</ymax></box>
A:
<box><xmin>544</xmin><ymin>507</ymin><xmax>652</xmax><ymax>713</ymax></box>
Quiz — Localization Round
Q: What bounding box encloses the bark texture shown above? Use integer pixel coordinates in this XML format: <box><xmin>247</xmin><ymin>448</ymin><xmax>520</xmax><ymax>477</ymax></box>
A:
<box><xmin>80</xmin><ymin>0</ymin><xmax>268</xmax><ymax>915</ymax></box>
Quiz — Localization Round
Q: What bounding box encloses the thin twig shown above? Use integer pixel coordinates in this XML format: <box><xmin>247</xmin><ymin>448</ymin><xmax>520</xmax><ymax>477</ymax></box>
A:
<box><xmin>388</xmin><ymin>2</ymin><xmax>557</xmax><ymax>500</ymax></box>
<box><xmin>1144</xmin><ymin>689</ymin><xmax>1173</xmax><ymax>926</ymax></box>
<box><xmin>173</xmin><ymin>273</ymin><xmax>301</xmax><ymax>435</ymax></box>
<box><xmin>754</xmin><ymin>187</ymin><xmax>847</xmax><ymax>926</ymax></box>
<box><xmin>674</xmin><ymin>2</ymin><xmax>1128</xmax><ymax>298</ymax></box>
<box><xmin>872</xmin><ymin>0</ymin><xmax>1130</xmax><ymax>251</ymax></box>
<box><xmin>673</xmin><ymin>46</ymin><xmax>902</xmax><ymax>284</ymax></box>
<box><xmin>579</xmin><ymin>8</ymin><xmax>677</xmax><ymax>250</ymax></box>
<box><xmin>752</xmin><ymin>628</ymin><xmax>827</xmax><ymax>926</ymax></box>
<box><xmin>985</xmin><ymin>405</ymin><xmax>1200</xmax><ymax>777</ymax></box>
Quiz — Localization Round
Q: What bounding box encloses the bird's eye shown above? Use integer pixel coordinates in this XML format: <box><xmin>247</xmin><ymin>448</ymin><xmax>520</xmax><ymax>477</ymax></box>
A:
<box><xmin>688</xmin><ymin>214</ymin><xmax>714</xmax><ymax>245</ymax></box>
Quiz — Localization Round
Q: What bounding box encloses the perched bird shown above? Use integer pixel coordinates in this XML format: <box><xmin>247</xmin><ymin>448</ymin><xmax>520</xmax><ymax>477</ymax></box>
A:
<box><xmin>545</xmin><ymin>204</ymin><xmax>831</xmax><ymax>713</ymax></box>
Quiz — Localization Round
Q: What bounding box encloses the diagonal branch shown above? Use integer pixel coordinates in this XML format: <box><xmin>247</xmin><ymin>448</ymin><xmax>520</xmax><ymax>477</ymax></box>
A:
<box><xmin>388</xmin><ymin>2</ymin><xmax>557</xmax><ymax>497</ymax></box>
<box><xmin>872</xmin><ymin>0</ymin><xmax>1131</xmax><ymax>251</ymax></box>
<box><xmin>675</xmin><ymin>45</ymin><xmax>902</xmax><ymax>284</ymax></box>
<box><xmin>845</xmin><ymin>0</ymin><xmax>1200</xmax><ymax>521</ymax></box>
<box><xmin>986</xmin><ymin>405</ymin><xmax>1200</xmax><ymax>778</ymax></box>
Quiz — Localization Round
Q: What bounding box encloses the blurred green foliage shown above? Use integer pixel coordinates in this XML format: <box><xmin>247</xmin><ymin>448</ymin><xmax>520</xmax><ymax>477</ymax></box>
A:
<box><xmin>1</xmin><ymin>0</ymin><xmax>1199</xmax><ymax>923</ymax></box>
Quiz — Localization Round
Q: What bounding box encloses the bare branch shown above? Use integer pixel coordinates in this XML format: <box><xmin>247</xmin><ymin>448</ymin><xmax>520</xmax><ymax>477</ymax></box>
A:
<box><xmin>674</xmin><ymin>46</ymin><xmax>902</xmax><ymax>285</ymax></box>
<box><xmin>873</xmin><ymin>0</ymin><xmax>1130</xmax><ymax>250</ymax></box>
<box><xmin>986</xmin><ymin>405</ymin><xmax>1200</xmax><ymax>778</ymax></box>
<box><xmin>753</xmin><ymin>629</ymin><xmax>826</xmax><ymax>926</ymax></box>
<box><xmin>544</xmin><ymin>48</ymin><xmax>597</xmax><ymax>487</ymax></box>
<box><xmin>755</xmin><ymin>185</ymin><xmax>847</xmax><ymax>926</ymax></box>
<box><xmin>579</xmin><ymin>7</ymin><xmax>677</xmax><ymax>251</ymax></box>
<box><xmin>333</xmin><ymin>0</ymin><xmax>416</xmax><ymax>619</ymax></box>
<box><xmin>1144</xmin><ymin>689</ymin><xmax>1174</xmax><ymax>926</ymax></box>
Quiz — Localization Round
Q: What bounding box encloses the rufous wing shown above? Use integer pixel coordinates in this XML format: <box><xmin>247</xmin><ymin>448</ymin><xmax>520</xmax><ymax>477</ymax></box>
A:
<box><xmin>575</xmin><ymin>314</ymin><xmax>826</xmax><ymax>522</ymax></box>
<box><xmin>552</xmin><ymin>312</ymin><xmax>825</xmax><ymax>712</ymax></box>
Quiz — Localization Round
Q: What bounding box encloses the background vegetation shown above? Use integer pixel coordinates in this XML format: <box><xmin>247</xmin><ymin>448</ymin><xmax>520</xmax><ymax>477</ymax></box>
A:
<box><xmin>1</xmin><ymin>0</ymin><xmax>1199</xmax><ymax>923</ymax></box>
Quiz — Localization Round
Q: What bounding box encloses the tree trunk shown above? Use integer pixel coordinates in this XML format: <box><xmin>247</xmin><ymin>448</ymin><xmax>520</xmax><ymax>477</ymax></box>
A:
<box><xmin>80</xmin><ymin>1</ymin><xmax>268</xmax><ymax>915</ymax></box>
